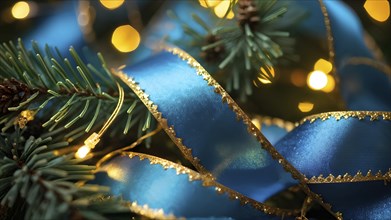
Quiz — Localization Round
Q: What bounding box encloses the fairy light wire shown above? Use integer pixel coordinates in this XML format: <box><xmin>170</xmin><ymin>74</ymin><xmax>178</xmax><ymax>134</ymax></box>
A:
<box><xmin>76</xmin><ymin>81</ymin><xmax>124</xmax><ymax>158</ymax></box>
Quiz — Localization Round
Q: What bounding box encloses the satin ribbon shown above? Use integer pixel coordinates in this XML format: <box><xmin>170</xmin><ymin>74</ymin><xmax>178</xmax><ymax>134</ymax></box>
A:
<box><xmin>93</xmin><ymin>152</ymin><xmax>289</xmax><ymax>219</ymax></box>
<box><xmin>92</xmin><ymin>0</ymin><xmax>391</xmax><ymax>219</ymax></box>
<box><xmin>109</xmin><ymin>48</ymin><xmax>339</xmax><ymax>218</ymax></box>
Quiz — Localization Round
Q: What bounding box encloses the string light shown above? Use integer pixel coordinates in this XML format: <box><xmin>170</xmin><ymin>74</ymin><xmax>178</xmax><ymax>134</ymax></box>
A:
<box><xmin>307</xmin><ymin>70</ymin><xmax>328</xmax><ymax>90</ymax></box>
<box><xmin>75</xmin><ymin>145</ymin><xmax>91</xmax><ymax>159</ymax></box>
<box><xmin>298</xmin><ymin>102</ymin><xmax>314</xmax><ymax>113</ymax></box>
<box><xmin>75</xmin><ymin>82</ymin><xmax>124</xmax><ymax>159</ymax></box>
<box><xmin>99</xmin><ymin>0</ymin><xmax>124</xmax><ymax>10</ymax></box>
<box><xmin>364</xmin><ymin>0</ymin><xmax>390</xmax><ymax>22</ymax></box>
<box><xmin>111</xmin><ymin>25</ymin><xmax>141</xmax><ymax>53</ymax></box>
<box><xmin>11</xmin><ymin>1</ymin><xmax>30</xmax><ymax>19</ymax></box>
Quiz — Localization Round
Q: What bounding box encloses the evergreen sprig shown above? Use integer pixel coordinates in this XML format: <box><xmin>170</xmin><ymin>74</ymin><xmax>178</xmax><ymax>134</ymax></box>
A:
<box><xmin>0</xmin><ymin>39</ymin><xmax>154</xmax><ymax>141</ymax></box>
<box><xmin>0</xmin><ymin>126</ymin><xmax>129</xmax><ymax>220</ymax></box>
<box><xmin>169</xmin><ymin>0</ymin><xmax>299</xmax><ymax>100</ymax></box>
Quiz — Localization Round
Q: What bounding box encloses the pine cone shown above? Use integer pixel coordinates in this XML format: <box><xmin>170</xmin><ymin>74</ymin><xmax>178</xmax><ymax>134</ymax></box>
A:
<box><xmin>0</xmin><ymin>79</ymin><xmax>31</xmax><ymax>114</ymax></box>
<box><xmin>200</xmin><ymin>34</ymin><xmax>225</xmax><ymax>62</ymax></box>
<box><xmin>237</xmin><ymin>0</ymin><xmax>260</xmax><ymax>29</ymax></box>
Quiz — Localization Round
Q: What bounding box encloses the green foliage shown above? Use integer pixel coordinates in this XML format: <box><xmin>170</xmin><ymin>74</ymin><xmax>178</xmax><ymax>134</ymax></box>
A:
<box><xmin>0</xmin><ymin>39</ymin><xmax>154</xmax><ymax>141</ymax></box>
<box><xmin>0</xmin><ymin>127</ymin><xmax>129</xmax><ymax>220</ymax></box>
<box><xmin>168</xmin><ymin>0</ymin><xmax>300</xmax><ymax>100</ymax></box>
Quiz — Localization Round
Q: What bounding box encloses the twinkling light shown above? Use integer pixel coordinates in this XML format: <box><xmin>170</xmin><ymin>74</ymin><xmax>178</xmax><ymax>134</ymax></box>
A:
<box><xmin>111</xmin><ymin>25</ymin><xmax>140</xmax><ymax>53</ymax></box>
<box><xmin>321</xmin><ymin>75</ymin><xmax>336</xmax><ymax>93</ymax></box>
<box><xmin>257</xmin><ymin>66</ymin><xmax>275</xmax><ymax>84</ymax></box>
<box><xmin>11</xmin><ymin>1</ymin><xmax>30</xmax><ymax>19</ymax></box>
<box><xmin>75</xmin><ymin>145</ymin><xmax>91</xmax><ymax>159</ymax></box>
<box><xmin>364</xmin><ymin>0</ymin><xmax>390</xmax><ymax>22</ymax></box>
<box><xmin>314</xmin><ymin>58</ymin><xmax>333</xmax><ymax>74</ymax></box>
<box><xmin>307</xmin><ymin>70</ymin><xmax>328</xmax><ymax>90</ymax></box>
<box><xmin>298</xmin><ymin>102</ymin><xmax>314</xmax><ymax>113</ymax></box>
<box><xmin>100</xmin><ymin>0</ymin><xmax>124</xmax><ymax>10</ymax></box>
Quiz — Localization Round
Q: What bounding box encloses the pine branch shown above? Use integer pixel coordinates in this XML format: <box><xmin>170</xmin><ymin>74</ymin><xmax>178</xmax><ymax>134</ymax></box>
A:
<box><xmin>0</xmin><ymin>39</ymin><xmax>154</xmax><ymax>139</ymax></box>
<box><xmin>169</xmin><ymin>0</ymin><xmax>300</xmax><ymax>99</ymax></box>
<box><xmin>0</xmin><ymin>126</ymin><xmax>130</xmax><ymax>220</ymax></box>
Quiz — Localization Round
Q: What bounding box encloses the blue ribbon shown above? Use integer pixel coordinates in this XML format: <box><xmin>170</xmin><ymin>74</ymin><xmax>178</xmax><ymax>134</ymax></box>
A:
<box><xmin>92</xmin><ymin>0</ymin><xmax>391</xmax><ymax>219</ymax></box>
<box><xmin>94</xmin><ymin>152</ymin><xmax>289</xmax><ymax>219</ymax></box>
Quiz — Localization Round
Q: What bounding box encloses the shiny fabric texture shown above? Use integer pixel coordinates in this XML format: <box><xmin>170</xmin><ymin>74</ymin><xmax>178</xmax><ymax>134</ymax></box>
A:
<box><xmin>275</xmin><ymin>116</ymin><xmax>391</xmax><ymax>219</ymax></box>
<box><xmin>122</xmin><ymin>52</ymin><xmax>298</xmax><ymax>203</ymax></box>
<box><xmin>276</xmin><ymin>117</ymin><xmax>391</xmax><ymax>176</ymax></box>
<box><xmin>93</xmin><ymin>153</ymin><xmax>280</xmax><ymax>220</ymax></box>
<box><xmin>94</xmin><ymin>0</ymin><xmax>391</xmax><ymax>219</ymax></box>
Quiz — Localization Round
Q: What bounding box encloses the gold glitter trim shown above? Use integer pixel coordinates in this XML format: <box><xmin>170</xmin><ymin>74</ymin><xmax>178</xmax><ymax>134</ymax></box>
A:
<box><xmin>299</xmin><ymin>111</ymin><xmax>391</xmax><ymax>125</ymax></box>
<box><xmin>114</xmin><ymin>71</ymin><xmax>212</xmax><ymax>177</ymax></box>
<box><xmin>116</xmin><ymin>47</ymin><xmax>341</xmax><ymax>219</ymax></box>
<box><xmin>306</xmin><ymin>169</ymin><xmax>391</xmax><ymax>184</ymax></box>
<box><xmin>163</xmin><ymin>47</ymin><xmax>341</xmax><ymax>219</ymax></box>
<box><xmin>318</xmin><ymin>0</ymin><xmax>336</xmax><ymax>77</ymax></box>
<box><xmin>125</xmin><ymin>152</ymin><xmax>300</xmax><ymax>217</ymax></box>
<box><xmin>127</xmin><ymin>200</ymin><xmax>180</xmax><ymax>220</ymax></box>
<box><xmin>253</xmin><ymin>115</ymin><xmax>295</xmax><ymax>132</ymax></box>
<box><xmin>343</xmin><ymin>57</ymin><xmax>391</xmax><ymax>78</ymax></box>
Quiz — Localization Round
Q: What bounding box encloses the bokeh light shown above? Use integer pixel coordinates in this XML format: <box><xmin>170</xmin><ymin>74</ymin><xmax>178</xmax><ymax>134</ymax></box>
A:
<box><xmin>321</xmin><ymin>75</ymin><xmax>336</xmax><ymax>93</ymax></box>
<box><xmin>100</xmin><ymin>0</ymin><xmax>124</xmax><ymax>10</ymax></box>
<box><xmin>290</xmin><ymin>69</ymin><xmax>306</xmax><ymax>87</ymax></box>
<box><xmin>199</xmin><ymin>0</ymin><xmax>221</xmax><ymax>8</ymax></box>
<box><xmin>257</xmin><ymin>66</ymin><xmax>275</xmax><ymax>84</ymax></box>
<box><xmin>214</xmin><ymin>1</ymin><xmax>234</xmax><ymax>19</ymax></box>
<box><xmin>307</xmin><ymin>70</ymin><xmax>328</xmax><ymax>90</ymax></box>
<box><xmin>314</xmin><ymin>58</ymin><xmax>333</xmax><ymax>74</ymax></box>
<box><xmin>111</xmin><ymin>25</ymin><xmax>140</xmax><ymax>53</ymax></box>
<box><xmin>251</xmin><ymin>117</ymin><xmax>262</xmax><ymax>130</ymax></box>
<box><xmin>364</xmin><ymin>0</ymin><xmax>390</xmax><ymax>22</ymax></box>
<box><xmin>298</xmin><ymin>102</ymin><xmax>314</xmax><ymax>113</ymax></box>
<box><xmin>11</xmin><ymin>1</ymin><xmax>30</xmax><ymax>19</ymax></box>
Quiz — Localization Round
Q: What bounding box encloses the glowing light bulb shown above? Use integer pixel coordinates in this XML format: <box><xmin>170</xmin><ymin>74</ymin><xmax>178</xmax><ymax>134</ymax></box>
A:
<box><xmin>12</xmin><ymin>1</ymin><xmax>30</xmax><ymax>19</ymax></box>
<box><xmin>307</xmin><ymin>70</ymin><xmax>328</xmax><ymax>90</ymax></box>
<box><xmin>364</xmin><ymin>0</ymin><xmax>390</xmax><ymax>22</ymax></box>
<box><xmin>298</xmin><ymin>102</ymin><xmax>314</xmax><ymax>113</ymax></box>
<box><xmin>100</xmin><ymin>0</ymin><xmax>124</xmax><ymax>10</ymax></box>
<box><xmin>75</xmin><ymin>145</ymin><xmax>91</xmax><ymax>159</ymax></box>
<box><xmin>314</xmin><ymin>58</ymin><xmax>333</xmax><ymax>74</ymax></box>
<box><xmin>111</xmin><ymin>25</ymin><xmax>140</xmax><ymax>53</ymax></box>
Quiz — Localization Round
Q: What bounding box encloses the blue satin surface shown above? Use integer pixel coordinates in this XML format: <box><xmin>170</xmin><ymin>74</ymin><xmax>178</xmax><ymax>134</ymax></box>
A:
<box><xmin>309</xmin><ymin>182</ymin><xmax>391</xmax><ymax>220</ymax></box>
<box><xmin>275</xmin><ymin>115</ymin><xmax>391</xmax><ymax>219</ymax></box>
<box><xmin>123</xmin><ymin>51</ymin><xmax>298</xmax><ymax>204</ymax></box>
<box><xmin>93</xmin><ymin>153</ymin><xmax>280</xmax><ymax>219</ymax></box>
<box><xmin>261</xmin><ymin>124</ymin><xmax>290</xmax><ymax>146</ymax></box>
<box><xmin>276</xmin><ymin>117</ymin><xmax>391</xmax><ymax>176</ymax></box>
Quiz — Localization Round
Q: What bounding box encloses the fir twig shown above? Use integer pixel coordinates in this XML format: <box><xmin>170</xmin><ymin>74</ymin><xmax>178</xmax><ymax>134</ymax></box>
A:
<box><xmin>169</xmin><ymin>0</ymin><xmax>300</xmax><ymax>99</ymax></box>
<box><xmin>0</xmin><ymin>126</ymin><xmax>130</xmax><ymax>220</ymax></box>
<box><xmin>0</xmin><ymin>39</ymin><xmax>153</xmax><ymax>140</ymax></box>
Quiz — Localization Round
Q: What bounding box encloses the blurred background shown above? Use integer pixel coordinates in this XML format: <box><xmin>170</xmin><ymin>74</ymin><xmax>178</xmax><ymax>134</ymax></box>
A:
<box><xmin>0</xmin><ymin>0</ymin><xmax>389</xmax><ymax>122</ymax></box>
